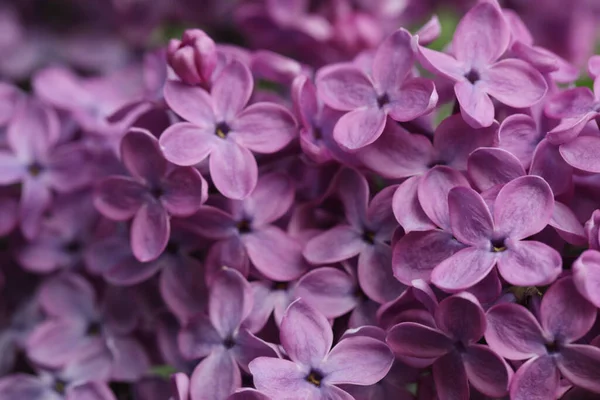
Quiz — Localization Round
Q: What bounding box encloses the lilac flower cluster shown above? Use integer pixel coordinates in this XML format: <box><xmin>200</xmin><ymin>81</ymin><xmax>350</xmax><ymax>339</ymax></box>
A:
<box><xmin>1</xmin><ymin>0</ymin><xmax>600</xmax><ymax>399</ymax></box>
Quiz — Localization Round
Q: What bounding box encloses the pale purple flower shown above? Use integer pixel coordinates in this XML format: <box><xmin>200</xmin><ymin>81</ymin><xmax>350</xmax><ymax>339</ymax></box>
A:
<box><xmin>387</xmin><ymin>293</ymin><xmax>513</xmax><ymax>399</ymax></box>
<box><xmin>95</xmin><ymin>128</ymin><xmax>207</xmax><ymax>262</ymax></box>
<box><xmin>572</xmin><ymin>250</ymin><xmax>600</xmax><ymax>308</ymax></box>
<box><xmin>0</xmin><ymin>372</ymin><xmax>115</xmax><ymax>400</ymax></box>
<box><xmin>316</xmin><ymin>28</ymin><xmax>437</xmax><ymax>150</ymax></box>
<box><xmin>159</xmin><ymin>60</ymin><xmax>297</xmax><ymax>199</ymax></box>
<box><xmin>303</xmin><ymin>168</ymin><xmax>405</xmax><ymax>303</ymax></box>
<box><xmin>430</xmin><ymin>175</ymin><xmax>561</xmax><ymax>290</ymax></box>
<box><xmin>249</xmin><ymin>299</ymin><xmax>394</xmax><ymax>399</ymax></box>
<box><xmin>184</xmin><ymin>172</ymin><xmax>306</xmax><ymax>281</ymax></box>
<box><xmin>178</xmin><ymin>268</ymin><xmax>277</xmax><ymax>400</ymax></box>
<box><xmin>485</xmin><ymin>276</ymin><xmax>600</xmax><ymax>398</ymax></box>
<box><xmin>167</xmin><ymin>29</ymin><xmax>217</xmax><ymax>88</ymax></box>
<box><xmin>418</xmin><ymin>1</ymin><xmax>547</xmax><ymax>127</ymax></box>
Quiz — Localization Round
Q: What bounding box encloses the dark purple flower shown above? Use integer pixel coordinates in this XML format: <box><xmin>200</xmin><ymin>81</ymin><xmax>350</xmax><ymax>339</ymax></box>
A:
<box><xmin>159</xmin><ymin>60</ymin><xmax>297</xmax><ymax>199</ymax></box>
<box><xmin>387</xmin><ymin>293</ymin><xmax>513</xmax><ymax>399</ymax></box>
<box><xmin>249</xmin><ymin>299</ymin><xmax>394</xmax><ymax>398</ymax></box>
<box><xmin>485</xmin><ymin>276</ymin><xmax>600</xmax><ymax>398</ymax></box>
<box><xmin>95</xmin><ymin>128</ymin><xmax>207</xmax><ymax>262</ymax></box>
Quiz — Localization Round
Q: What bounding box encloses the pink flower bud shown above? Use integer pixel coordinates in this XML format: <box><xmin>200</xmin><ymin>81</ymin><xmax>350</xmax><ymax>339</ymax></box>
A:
<box><xmin>167</xmin><ymin>29</ymin><xmax>217</xmax><ymax>86</ymax></box>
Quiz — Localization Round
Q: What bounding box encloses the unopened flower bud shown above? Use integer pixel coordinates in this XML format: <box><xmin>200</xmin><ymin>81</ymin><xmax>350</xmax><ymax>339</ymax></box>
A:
<box><xmin>167</xmin><ymin>29</ymin><xmax>217</xmax><ymax>86</ymax></box>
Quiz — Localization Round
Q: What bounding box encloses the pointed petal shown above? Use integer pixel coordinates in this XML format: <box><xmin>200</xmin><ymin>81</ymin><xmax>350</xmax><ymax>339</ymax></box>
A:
<box><xmin>448</xmin><ymin>186</ymin><xmax>494</xmax><ymax>246</ymax></box>
<box><xmin>159</xmin><ymin>122</ymin><xmax>217</xmax><ymax>166</ymax></box>
<box><xmin>483</xmin><ymin>59</ymin><xmax>547</xmax><ymax>108</ymax></box>
<box><xmin>509</xmin><ymin>355</ymin><xmax>558</xmax><ymax>400</ymax></box>
<box><xmin>130</xmin><ymin>201</ymin><xmax>170</xmax><ymax>262</ymax></box>
<box><xmin>232</xmin><ymin>103</ymin><xmax>297</xmax><ymax>153</ymax></box>
<box><xmin>281</xmin><ymin>299</ymin><xmax>332</xmax><ymax>367</ymax></box>
<box><xmin>316</xmin><ymin>65</ymin><xmax>377</xmax><ymax>111</ymax></box>
<box><xmin>463</xmin><ymin>344</ymin><xmax>512</xmax><ymax>397</ymax></box>
<box><xmin>212</xmin><ymin>60</ymin><xmax>252</xmax><ymax>120</ymax></box>
<box><xmin>431</xmin><ymin>247</ymin><xmax>497</xmax><ymax>292</ymax></box>
<box><xmin>333</xmin><ymin>107</ymin><xmax>386</xmax><ymax>150</ymax></box>
<box><xmin>556</xmin><ymin>344</ymin><xmax>600</xmax><ymax>393</ymax></box>
<box><xmin>494</xmin><ymin>175</ymin><xmax>554</xmax><ymax>240</ymax></box>
<box><xmin>386</xmin><ymin>322</ymin><xmax>452</xmax><ymax>358</ymax></box>
<box><xmin>210</xmin><ymin>268</ymin><xmax>253</xmax><ymax>339</ymax></box>
<box><xmin>485</xmin><ymin>303</ymin><xmax>546</xmax><ymax>360</ymax></box>
<box><xmin>498</xmin><ymin>240</ymin><xmax>561</xmax><ymax>286</ymax></box>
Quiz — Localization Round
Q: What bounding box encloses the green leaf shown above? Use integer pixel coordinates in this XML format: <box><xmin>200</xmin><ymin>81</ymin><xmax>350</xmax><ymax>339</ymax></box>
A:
<box><xmin>149</xmin><ymin>364</ymin><xmax>178</xmax><ymax>378</ymax></box>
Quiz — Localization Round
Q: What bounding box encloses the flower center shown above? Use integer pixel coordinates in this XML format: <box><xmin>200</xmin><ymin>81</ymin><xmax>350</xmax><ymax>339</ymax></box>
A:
<box><xmin>236</xmin><ymin>219</ymin><xmax>252</xmax><ymax>234</ymax></box>
<box><xmin>151</xmin><ymin>186</ymin><xmax>165</xmax><ymax>199</ymax></box>
<box><xmin>64</xmin><ymin>240</ymin><xmax>82</xmax><ymax>254</ymax></box>
<box><xmin>454</xmin><ymin>341</ymin><xmax>467</xmax><ymax>353</ymax></box>
<box><xmin>465</xmin><ymin>69</ymin><xmax>480</xmax><ymax>84</ymax></box>
<box><xmin>54</xmin><ymin>379</ymin><xmax>67</xmax><ymax>394</ymax></box>
<box><xmin>223</xmin><ymin>336</ymin><xmax>236</xmax><ymax>349</ymax></box>
<box><xmin>215</xmin><ymin>122</ymin><xmax>231</xmax><ymax>139</ymax></box>
<box><xmin>377</xmin><ymin>93</ymin><xmax>390</xmax><ymax>109</ymax></box>
<box><xmin>306</xmin><ymin>370</ymin><xmax>324</xmax><ymax>387</ymax></box>
<box><xmin>545</xmin><ymin>340</ymin><xmax>561</xmax><ymax>354</ymax></box>
<box><xmin>27</xmin><ymin>162</ymin><xmax>44</xmax><ymax>177</ymax></box>
<box><xmin>86</xmin><ymin>321</ymin><xmax>102</xmax><ymax>336</ymax></box>
<box><xmin>362</xmin><ymin>229</ymin><xmax>376</xmax><ymax>244</ymax></box>
<box><xmin>491</xmin><ymin>238</ymin><xmax>506</xmax><ymax>252</ymax></box>
<box><xmin>165</xmin><ymin>240</ymin><xmax>180</xmax><ymax>254</ymax></box>
<box><xmin>273</xmin><ymin>281</ymin><xmax>288</xmax><ymax>291</ymax></box>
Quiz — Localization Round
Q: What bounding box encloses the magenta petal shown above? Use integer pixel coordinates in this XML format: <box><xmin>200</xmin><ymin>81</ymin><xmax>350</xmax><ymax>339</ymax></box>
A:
<box><xmin>210</xmin><ymin>140</ymin><xmax>257</xmax><ymax>200</ymax></box>
<box><xmin>418</xmin><ymin>46</ymin><xmax>466</xmax><ymax>81</ymax></box>
<box><xmin>549</xmin><ymin>202</ymin><xmax>586</xmax><ymax>246</ymax></box>
<box><xmin>335</xmin><ymin>168</ymin><xmax>369</xmax><ymax>228</ymax></box>
<box><xmin>189</xmin><ymin>349</ymin><xmax>241</xmax><ymax>400</ymax></box>
<box><xmin>573</xmin><ymin>250</ymin><xmax>600</xmax><ymax>308</ymax></box>
<box><xmin>510</xmin><ymin>355</ymin><xmax>558</xmax><ymax>400</ymax></box>
<box><xmin>463</xmin><ymin>344</ymin><xmax>512</xmax><ymax>397</ymax></box>
<box><xmin>303</xmin><ymin>225</ymin><xmax>364</xmax><ymax>265</ymax></box>
<box><xmin>244</xmin><ymin>226</ymin><xmax>306</xmax><ymax>281</ymax></box>
<box><xmin>176</xmin><ymin>310</ymin><xmax>221</xmax><ymax>358</ymax></box>
<box><xmin>386</xmin><ymin>322</ymin><xmax>452</xmax><ymax>358</ymax></box>
<box><xmin>161</xmin><ymin>167</ymin><xmax>207</xmax><ymax>217</ymax></box>
<box><xmin>94</xmin><ymin>176</ymin><xmax>146</xmax><ymax>221</ymax></box>
<box><xmin>26</xmin><ymin>320</ymin><xmax>86</xmax><ymax>368</ymax></box>
<box><xmin>546</xmin><ymin>113</ymin><xmax>597</xmax><ymax>145</ymax></box>
<box><xmin>544</xmin><ymin>87</ymin><xmax>595</xmax><ymax>119</ymax></box>
<box><xmin>484</xmin><ymin>303</ymin><xmax>546</xmax><ymax>360</ymax></box>
<box><xmin>484</xmin><ymin>59</ymin><xmax>547</xmax><ymax>108</ymax></box>
<box><xmin>431</xmin><ymin>247</ymin><xmax>497</xmax><ymax>291</ymax></box>
<box><xmin>209</xmin><ymin>268</ymin><xmax>253</xmax><ymax>339</ymax></box>
<box><xmin>453</xmin><ymin>1</ymin><xmax>509</xmax><ymax>65</ymax></box>
<box><xmin>211</xmin><ymin>60</ymin><xmax>253</xmax><ymax>120</ymax></box>
<box><xmin>322</xmin><ymin>337</ymin><xmax>394</xmax><ymax>386</ymax></box>
<box><xmin>0</xmin><ymin>151</ymin><xmax>24</xmax><ymax>184</ymax></box>
<box><xmin>104</xmin><ymin>256</ymin><xmax>163</xmax><ymax>286</ymax></box>
<box><xmin>186</xmin><ymin>206</ymin><xmax>237</xmax><ymax>239</ymax></box>
<box><xmin>243</xmin><ymin>172</ymin><xmax>294</xmax><ymax>227</ymax></box>
<box><xmin>530</xmin><ymin>139</ymin><xmax>573</xmax><ymax>196</ymax></box>
<box><xmin>130</xmin><ymin>201</ymin><xmax>170</xmax><ymax>262</ymax></box>
<box><xmin>333</xmin><ymin>107</ymin><xmax>386</xmax><ymax>150</ymax></box>
<box><xmin>432</xmin><ymin>352</ymin><xmax>469</xmax><ymax>400</ymax></box>
<box><xmin>387</xmin><ymin>77</ymin><xmax>437</xmax><ymax>122</ymax></box>
<box><xmin>159</xmin><ymin>123</ymin><xmax>217</xmax><ymax>166</ymax></box>
<box><xmin>372</xmin><ymin>29</ymin><xmax>414</xmax><ymax>91</ymax></box>
<box><xmin>556</xmin><ymin>344</ymin><xmax>600</xmax><ymax>393</ymax></box>
<box><xmin>316</xmin><ymin>65</ymin><xmax>377</xmax><ymax>111</ymax></box>
<box><xmin>294</xmin><ymin>267</ymin><xmax>357</xmax><ymax>319</ymax></box>
<box><xmin>448</xmin><ymin>186</ymin><xmax>494</xmax><ymax>246</ymax></box>
<box><xmin>65</xmin><ymin>382</ymin><xmax>116</xmax><ymax>400</ymax></box>
<box><xmin>249</xmin><ymin>357</ymin><xmax>314</xmax><ymax>398</ymax></box>
<box><xmin>467</xmin><ymin>147</ymin><xmax>525</xmax><ymax>191</ymax></box>
<box><xmin>281</xmin><ymin>299</ymin><xmax>332</xmax><ymax>367</ymax></box>
<box><xmin>232</xmin><ymin>103</ymin><xmax>297</xmax><ymax>154</ymax></box>
<box><xmin>230</xmin><ymin>329</ymin><xmax>277</xmax><ymax>372</ymax></box>
<box><xmin>20</xmin><ymin>178</ymin><xmax>51</xmax><ymax>239</ymax></box>
<box><xmin>494</xmin><ymin>175</ymin><xmax>554</xmax><ymax>240</ymax></box>
<box><xmin>392</xmin><ymin>177</ymin><xmax>436</xmax><ymax>232</ymax></box>
<box><xmin>418</xmin><ymin>166</ymin><xmax>470</xmax><ymax>231</ymax></box>
<box><xmin>559</xmin><ymin>135</ymin><xmax>600</xmax><ymax>173</ymax></box>
<box><xmin>435</xmin><ymin>293</ymin><xmax>486</xmax><ymax>343</ymax></box>
<box><xmin>455</xmin><ymin>80</ymin><xmax>495</xmax><ymax>128</ymax></box>
<box><xmin>392</xmin><ymin>230</ymin><xmax>466</xmax><ymax>285</ymax></box>
<box><xmin>539</xmin><ymin>277</ymin><xmax>596</xmax><ymax>343</ymax></box>
<box><xmin>498</xmin><ymin>240</ymin><xmax>561</xmax><ymax>286</ymax></box>
<box><xmin>358</xmin><ymin>244</ymin><xmax>405</xmax><ymax>304</ymax></box>
<box><xmin>498</xmin><ymin>114</ymin><xmax>543</xmax><ymax>168</ymax></box>
<box><xmin>163</xmin><ymin>80</ymin><xmax>216</xmax><ymax>127</ymax></box>
<box><xmin>0</xmin><ymin>374</ymin><xmax>62</xmax><ymax>400</ymax></box>
<box><xmin>120</xmin><ymin>128</ymin><xmax>167</xmax><ymax>183</ymax></box>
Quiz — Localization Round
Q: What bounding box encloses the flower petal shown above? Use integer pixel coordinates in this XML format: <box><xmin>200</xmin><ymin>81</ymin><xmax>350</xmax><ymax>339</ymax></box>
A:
<box><xmin>467</xmin><ymin>147</ymin><xmax>525</xmax><ymax>192</ymax></box>
<box><xmin>243</xmin><ymin>172</ymin><xmax>294</xmax><ymax>227</ymax></box>
<box><xmin>163</xmin><ymin>80</ymin><xmax>216</xmax><ymax>127</ymax></box>
<box><xmin>358</xmin><ymin>244</ymin><xmax>406</xmax><ymax>304</ymax></box>
<box><xmin>483</xmin><ymin>59</ymin><xmax>547</xmax><ymax>108</ymax></box>
<box><xmin>120</xmin><ymin>128</ymin><xmax>167</xmax><ymax>183</ymax></box>
<box><xmin>509</xmin><ymin>355</ymin><xmax>558</xmax><ymax>400</ymax></box>
<box><xmin>210</xmin><ymin>140</ymin><xmax>257</xmax><ymax>200</ymax></box>
<box><xmin>372</xmin><ymin>28</ymin><xmax>414</xmax><ymax>91</ymax></box>
<box><xmin>559</xmin><ymin>135</ymin><xmax>600</xmax><ymax>173</ymax></box>
<box><xmin>322</xmin><ymin>337</ymin><xmax>394</xmax><ymax>386</ymax></box>
<box><xmin>249</xmin><ymin>357</ymin><xmax>315</xmax><ymax>398</ymax></box>
<box><xmin>212</xmin><ymin>60</ymin><xmax>252</xmax><ymax>121</ymax></box>
<box><xmin>161</xmin><ymin>167</ymin><xmax>207</xmax><ymax>217</ymax></box>
<box><xmin>392</xmin><ymin>177</ymin><xmax>436</xmax><ymax>232</ymax></box>
<box><xmin>433</xmin><ymin>352</ymin><xmax>469</xmax><ymax>400</ymax></box>
<box><xmin>232</xmin><ymin>103</ymin><xmax>297</xmax><ymax>153</ymax></box>
<box><xmin>0</xmin><ymin>374</ymin><xmax>62</xmax><ymax>400</ymax></box>
<box><xmin>209</xmin><ymin>268</ymin><xmax>253</xmax><ymax>339</ymax></box>
<box><xmin>335</xmin><ymin>168</ymin><xmax>369</xmax><ymax>228</ymax></box>
<box><xmin>435</xmin><ymin>293</ymin><xmax>486</xmax><ymax>343</ymax></box>
<box><xmin>159</xmin><ymin>122</ymin><xmax>217</xmax><ymax>166</ymax></box>
<box><xmin>448</xmin><ymin>186</ymin><xmax>494</xmax><ymax>246</ymax></box>
<box><xmin>431</xmin><ymin>247</ymin><xmax>497</xmax><ymax>292</ymax></box>
<box><xmin>454</xmin><ymin>81</ymin><xmax>495</xmax><ymax>128</ymax></box>
<box><xmin>281</xmin><ymin>299</ymin><xmax>332</xmax><ymax>367</ymax></box>
<box><xmin>303</xmin><ymin>225</ymin><xmax>364</xmax><ymax>265</ymax></box>
<box><xmin>573</xmin><ymin>250</ymin><xmax>600</xmax><ymax>308</ymax></box>
<box><xmin>498</xmin><ymin>240</ymin><xmax>561</xmax><ymax>287</ymax></box>
<box><xmin>556</xmin><ymin>344</ymin><xmax>600</xmax><ymax>393</ymax></box>
<box><xmin>231</xmin><ymin>329</ymin><xmax>278</xmax><ymax>372</ymax></box>
<box><xmin>498</xmin><ymin>114</ymin><xmax>543</xmax><ymax>168</ymax></box>
<box><xmin>418</xmin><ymin>46</ymin><xmax>466</xmax><ymax>81</ymax></box>
<box><xmin>530</xmin><ymin>139</ymin><xmax>572</xmax><ymax>196</ymax></box>
<box><xmin>485</xmin><ymin>303</ymin><xmax>546</xmax><ymax>360</ymax></box>
<box><xmin>386</xmin><ymin>322</ymin><xmax>452</xmax><ymax>358</ymax></box>
<box><xmin>130</xmin><ymin>201</ymin><xmax>170</xmax><ymax>262</ymax></box>
<box><xmin>333</xmin><ymin>107</ymin><xmax>386</xmax><ymax>150</ymax></box>
<box><xmin>316</xmin><ymin>65</ymin><xmax>377</xmax><ymax>111</ymax></box>
<box><xmin>20</xmin><ymin>178</ymin><xmax>51</xmax><ymax>239</ymax></box>
<box><xmin>189</xmin><ymin>349</ymin><xmax>240</xmax><ymax>400</ymax></box>
<box><xmin>494</xmin><ymin>175</ymin><xmax>554</xmax><ymax>240</ymax></box>
<box><xmin>549</xmin><ymin>202</ymin><xmax>586</xmax><ymax>246</ymax></box>
<box><xmin>463</xmin><ymin>344</ymin><xmax>512</xmax><ymax>397</ymax></box>
<box><xmin>94</xmin><ymin>177</ymin><xmax>146</xmax><ymax>221</ymax></box>
<box><xmin>295</xmin><ymin>267</ymin><xmax>357</xmax><ymax>319</ymax></box>
<box><xmin>387</xmin><ymin>77</ymin><xmax>438</xmax><ymax>122</ymax></box>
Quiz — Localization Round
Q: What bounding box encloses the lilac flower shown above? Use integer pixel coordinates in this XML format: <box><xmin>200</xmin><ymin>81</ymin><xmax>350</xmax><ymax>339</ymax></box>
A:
<box><xmin>159</xmin><ymin>60</ymin><xmax>297</xmax><ymax>199</ymax></box>
<box><xmin>485</xmin><ymin>277</ymin><xmax>600</xmax><ymax>398</ymax></box>
<box><xmin>303</xmin><ymin>168</ymin><xmax>405</xmax><ymax>303</ymax></box>
<box><xmin>572</xmin><ymin>250</ymin><xmax>600</xmax><ymax>308</ymax></box>
<box><xmin>0</xmin><ymin>98</ymin><xmax>90</xmax><ymax>238</ymax></box>
<box><xmin>418</xmin><ymin>1</ymin><xmax>547</xmax><ymax>127</ymax></box>
<box><xmin>25</xmin><ymin>273</ymin><xmax>149</xmax><ymax>381</ymax></box>
<box><xmin>387</xmin><ymin>293</ymin><xmax>513</xmax><ymax>399</ymax></box>
<box><xmin>430</xmin><ymin>175</ymin><xmax>561</xmax><ymax>290</ymax></box>
<box><xmin>184</xmin><ymin>172</ymin><xmax>306</xmax><ymax>281</ymax></box>
<box><xmin>167</xmin><ymin>29</ymin><xmax>217</xmax><ymax>88</ymax></box>
<box><xmin>316</xmin><ymin>28</ymin><xmax>437</xmax><ymax>150</ymax></box>
<box><xmin>249</xmin><ymin>299</ymin><xmax>394</xmax><ymax>399</ymax></box>
<box><xmin>178</xmin><ymin>268</ymin><xmax>277</xmax><ymax>400</ymax></box>
<box><xmin>95</xmin><ymin>128</ymin><xmax>207</xmax><ymax>262</ymax></box>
